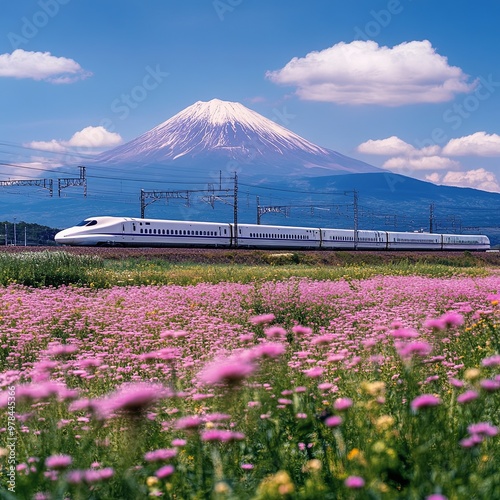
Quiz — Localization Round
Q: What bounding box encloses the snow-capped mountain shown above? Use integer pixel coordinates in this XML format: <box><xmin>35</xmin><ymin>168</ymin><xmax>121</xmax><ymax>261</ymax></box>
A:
<box><xmin>94</xmin><ymin>99</ymin><xmax>381</xmax><ymax>177</ymax></box>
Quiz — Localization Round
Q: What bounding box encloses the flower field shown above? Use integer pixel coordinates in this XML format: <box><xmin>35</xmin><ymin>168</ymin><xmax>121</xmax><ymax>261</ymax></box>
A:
<box><xmin>0</xmin><ymin>273</ymin><xmax>499</xmax><ymax>499</ymax></box>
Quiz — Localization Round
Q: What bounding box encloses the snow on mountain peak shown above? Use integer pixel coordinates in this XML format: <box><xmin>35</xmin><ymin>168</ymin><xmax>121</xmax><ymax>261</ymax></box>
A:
<box><xmin>94</xmin><ymin>98</ymin><xmax>381</xmax><ymax>176</ymax></box>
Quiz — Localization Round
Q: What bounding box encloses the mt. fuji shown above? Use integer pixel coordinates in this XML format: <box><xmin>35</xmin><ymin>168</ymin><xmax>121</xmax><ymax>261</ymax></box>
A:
<box><xmin>94</xmin><ymin>99</ymin><xmax>381</xmax><ymax>177</ymax></box>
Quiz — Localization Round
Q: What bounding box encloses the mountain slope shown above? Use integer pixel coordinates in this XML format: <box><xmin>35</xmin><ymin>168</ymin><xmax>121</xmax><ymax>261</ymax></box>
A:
<box><xmin>94</xmin><ymin>99</ymin><xmax>381</xmax><ymax>176</ymax></box>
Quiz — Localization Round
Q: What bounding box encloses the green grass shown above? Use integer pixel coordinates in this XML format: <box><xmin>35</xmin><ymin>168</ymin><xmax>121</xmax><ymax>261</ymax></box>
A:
<box><xmin>0</xmin><ymin>251</ymin><xmax>490</xmax><ymax>288</ymax></box>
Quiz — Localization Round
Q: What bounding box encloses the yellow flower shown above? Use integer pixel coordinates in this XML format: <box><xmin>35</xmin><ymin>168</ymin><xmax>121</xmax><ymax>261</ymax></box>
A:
<box><xmin>146</xmin><ymin>476</ymin><xmax>159</xmax><ymax>487</ymax></box>
<box><xmin>375</xmin><ymin>415</ymin><xmax>395</xmax><ymax>431</ymax></box>
<box><xmin>303</xmin><ymin>459</ymin><xmax>322</xmax><ymax>472</ymax></box>
<box><xmin>372</xmin><ymin>441</ymin><xmax>386</xmax><ymax>453</ymax></box>
<box><xmin>362</xmin><ymin>381</ymin><xmax>386</xmax><ymax>397</ymax></box>
<box><xmin>464</xmin><ymin>368</ymin><xmax>481</xmax><ymax>381</ymax></box>
<box><xmin>214</xmin><ymin>482</ymin><xmax>231</xmax><ymax>494</ymax></box>
<box><xmin>347</xmin><ymin>448</ymin><xmax>360</xmax><ymax>461</ymax></box>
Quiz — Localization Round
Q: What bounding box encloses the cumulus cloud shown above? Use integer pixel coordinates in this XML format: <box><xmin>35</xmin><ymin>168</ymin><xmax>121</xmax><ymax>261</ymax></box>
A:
<box><xmin>357</xmin><ymin>134</ymin><xmax>500</xmax><ymax>192</ymax></box>
<box><xmin>357</xmin><ymin>136</ymin><xmax>441</xmax><ymax>156</ymax></box>
<box><xmin>426</xmin><ymin>168</ymin><xmax>500</xmax><ymax>193</ymax></box>
<box><xmin>0</xmin><ymin>49</ymin><xmax>91</xmax><ymax>83</ymax></box>
<box><xmin>266</xmin><ymin>40</ymin><xmax>475</xmax><ymax>106</ymax></box>
<box><xmin>25</xmin><ymin>126</ymin><xmax>123</xmax><ymax>153</ymax></box>
<box><xmin>442</xmin><ymin>131</ymin><xmax>500</xmax><ymax>157</ymax></box>
<box><xmin>383</xmin><ymin>155</ymin><xmax>460</xmax><ymax>171</ymax></box>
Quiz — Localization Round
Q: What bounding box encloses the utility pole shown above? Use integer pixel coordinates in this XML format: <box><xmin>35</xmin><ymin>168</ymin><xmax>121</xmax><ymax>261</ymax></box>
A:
<box><xmin>429</xmin><ymin>203</ymin><xmax>434</xmax><ymax>233</ymax></box>
<box><xmin>13</xmin><ymin>217</ymin><xmax>16</xmax><ymax>246</ymax></box>
<box><xmin>233</xmin><ymin>172</ymin><xmax>238</xmax><ymax>247</ymax></box>
<box><xmin>352</xmin><ymin>190</ymin><xmax>359</xmax><ymax>250</ymax></box>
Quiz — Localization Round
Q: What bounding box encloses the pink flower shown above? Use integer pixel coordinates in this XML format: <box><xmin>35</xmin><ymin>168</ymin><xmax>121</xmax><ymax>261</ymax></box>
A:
<box><xmin>264</xmin><ymin>326</ymin><xmax>287</xmax><ymax>339</ymax></box>
<box><xmin>98</xmin><ymin>382</ymin><xmax>167</xmax><ymax>418</ymax></box>
<box><xmin>303</xmin><ymin>367</ymin><xmax>324</xmax><ymax>378</ymax></box>
<box><xmin>426</xmin><ymin>495</ymin><xmax>448</xmax><ymax>500</ymax></box>
<box><xmin>480</xmin><ymin>379</ymin><xmax>500</xmax><ymax>392</ymax></box>
<box><xmin>411</xmin><ymin>394</ymin><xmax>441</xmax><ymax>411</ymax></box>
<box><xmin>251</xmin><ymin>342</ymin><xmax>286</xmax><ymax>359</ymax></box>
<box><xmin>175</xmin><ymin>416</ymin><xmax>204</xmax><ymax>430</ymax></box>
<box><xmin>292</xmin><ymin>325</ymin><xmax>313</xmax><ymax>336</ymax></box>
<box><xmin>333</xmin><ymin>398</ymin><xmax>353</xmax><ymax>411</ymax></box>
<box><xmin>144</xmin><ymin>448</ymin><xmax>178</xmax><ymax>462</ymax></box>
<box><xmin>457</xmin><ymin>390</ymin><xmax>479</xmax><ymax>404</ymax></box>
<box><xmin>200</xmin><ymin>357</ymin><xmax>255</xmax><ymax>386</ymax></box>
<box><xmin>467</xmin><ymin>422</ymin><xmax>498</xmax><ymax>437</ymax></box>
<box><xmin>45</xmin><ymin>343</ymin><xmax>78</xmax><ymax>359</ymax></box>
<box><xmin>45</xmin><ymin>454</ymin><xmax>72</xmax><ymax>469</ymax></box>
<box><xmin>396</xmin><ymin>341</ymin><xmax>433</xmax><ymax>359</ymax></box>
<box><xmin>390</xmin><ymin>328</ymin><xmax>419</xmax><ymax>339</ymax></box>
<box><xmin>482</xmin><ymin>354</ymin><xmax>500</xmax><ymax>367</ymax></box>
<box><xmin>311</xmin><ymin>334</ymin><xmax>334</xmax><ymax>346</ymax></box>
<box><xmin>201</xmin><ymin>430</ymin><xmax>245</xmax><ymax>442</ymax></box>
<box><xmin>440</xmin><ymin>311</ymin><xmax>464</xmax><ymax>328</ymax></box>
<box><xmin>171</xmin><ymin>439</ymin><xmax>187</xmax><ymax>447</ymax></box>
<box><xmin>249</xmin><ymin>313</ymin><xmax>275</xmax><ymax>325</ymax></box>
<box><xmin>344</xmin><ymin>476</ymin><xmax>365</xmax><ymax>489</ymax></box>
<box><xmin>155</xmin><ymin>465</ymin><xmax>175</xmax><ymax>479</ymax></box>
<box><xmin>325</xmin><ymin>415</ymin><xmax>342</xmax><ymax>427</ymax></box>
<box><xmin>241</xmin><ymin>463</ymin><xmax>254</xmax><ymax>470</ymax></box>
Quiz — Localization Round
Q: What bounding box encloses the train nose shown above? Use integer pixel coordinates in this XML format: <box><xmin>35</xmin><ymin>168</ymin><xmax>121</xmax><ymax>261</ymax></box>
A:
<box><xmin>54</xmin><ymin>229</ymin><xmax>73</xmax><ymax>245</ymax></box>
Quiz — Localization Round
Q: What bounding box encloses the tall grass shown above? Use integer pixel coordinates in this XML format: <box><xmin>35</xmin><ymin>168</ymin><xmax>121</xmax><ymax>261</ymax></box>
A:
<box><xmin>0</xmin><ymin>251</ymin><xmax>491</xmax><ymax>288</ymax></box>
<box><xmin>0</xmin><ymin>251</ymin><xmax>103</xmax><ymax>287</ymax></box>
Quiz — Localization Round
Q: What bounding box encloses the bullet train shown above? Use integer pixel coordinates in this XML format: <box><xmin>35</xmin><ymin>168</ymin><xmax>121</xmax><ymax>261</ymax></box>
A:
<box><xmin>54</xmin><ymin>216</ymin><xmax>491</xmax><ymax>251</ymax></box>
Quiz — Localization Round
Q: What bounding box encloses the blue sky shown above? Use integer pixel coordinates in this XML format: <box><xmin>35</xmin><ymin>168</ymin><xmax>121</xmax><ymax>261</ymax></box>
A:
<box><xmin>1</xmin><ymin>0</ymin><xmax>500</xmax><ymax>192</ymax></box>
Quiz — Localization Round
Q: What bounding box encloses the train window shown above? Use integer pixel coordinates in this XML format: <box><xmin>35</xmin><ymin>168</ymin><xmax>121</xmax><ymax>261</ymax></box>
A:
<box><xmin>76</xmin><ymin>219</ymin><xmax>98</xmax><ymax>227</ymax></box>
<box><xmin>175</xmin><ymin>230</ymin><xmax>178</xmax><ymax>235</ymax></box>
<box><xmin>153</xmin><ymin>229</ymin><xmax>156</xmax><ymax>234</ymax></box>
<box><xmin>224</xmin><ymin>229</ymin><xmax>227</xmax><ymax>234</ymax></box>
<box><xmin>140</xmin><ymin>229</ymin><xmax>143</xmax><ymax>234</ymax></box>
<box><xmin>183</xmin><ymin>230</ymin><xmax>186</xmax><ymax>235</ymax></box>
<box><xmin>162</xmin><ymin>229</ymin><xmax>165</xmax><ymax>235</ymax></box>
<box><xmin>133</xmin><ymin>224</ymin><xmax>136</xmax><ymax>231</ymax></box>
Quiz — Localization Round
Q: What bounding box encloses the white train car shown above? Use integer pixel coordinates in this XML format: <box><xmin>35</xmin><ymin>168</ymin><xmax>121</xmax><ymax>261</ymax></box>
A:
<box><xmin>386</xmin><ymin>231</ymin><xmax>442</xmax><ymax>251</ymax></box>
<box><xmin>54</xmin><ymin>217</ymin><xmax>232</xmax><ymax>247</ymax></box>
<box><xmin>321</xmin><ymin>229</ymin><xmax>386</xmax><ymax>250</ymax></box>
<box><xmin>441</xmin><ymin>234</ymin><xmax>490</xmax><ymax>251</ymax></box>
<box><xmin>320</xmin><ymin>228</ymin><xmax>355</xmax><ymax>249</ymax></box>
<box><xmin>236</xmin><ymin>223</ymin><xmax>321</xmax><ymax>249</ymax></box>
<box><xmin>356</xmin><ymin>230</ymin><xmax>387</xmax><ymax>250</ymax></box>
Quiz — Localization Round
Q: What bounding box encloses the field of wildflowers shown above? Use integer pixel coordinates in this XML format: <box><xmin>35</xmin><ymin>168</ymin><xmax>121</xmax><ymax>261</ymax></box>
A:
<box><xmin>0</xmin><ymin>260</ymin><xmax>499</xmax><ymax>498</ymax></box>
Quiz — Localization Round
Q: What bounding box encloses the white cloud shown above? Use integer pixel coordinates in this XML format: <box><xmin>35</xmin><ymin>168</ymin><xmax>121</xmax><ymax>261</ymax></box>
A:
<box><xmin>0</xmin><ymin>159</ymin><xmax>62</xmax><ymax>180</ymax></box>
<box><xmin>66</xmin><ymin>126</ymin><xmax>122</xmax><ymax>148</ymax></box>
<box><xmin>357</xmin><ymin>136</ymin><xmax>441</xmax><ymax>156</ymax></box>
<box><xmin>267</xmin><ymin>40</ymin><xmax>475</xmax><ymax>106</ymax></box>
<box><xmin>27</xmin><ymin>140</ymin><xmax>67</xmax><ymax>153</ymax></box>
<box><xmin>383</xmin><ymin>155</ymin><xmax>460</xmax><ymax>171</ymax></box>
<box><xmin>442</xmin><ymin>132</ymin><xmax>500</xmax><ymax>157</ymax></box>
<box><xmin>0</xmin><ymin>49</ymin><xmax>91</xmax><ymax>83</ymax></box>
<box><xmin>25</xmin><ymin>126</ymin><xmax>123</xmax><ymax>153</ymax></box>
<box><xmin>427</xmin><ymin>168</ymin><xmax>500</xmax><ymax>193</ymax></box>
